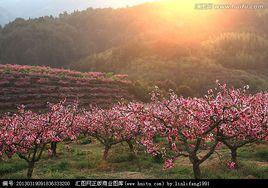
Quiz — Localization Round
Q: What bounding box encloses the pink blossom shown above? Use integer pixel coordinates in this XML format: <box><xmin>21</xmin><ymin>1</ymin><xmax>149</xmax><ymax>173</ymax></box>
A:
<box><xmin>164</xmin><ymin>159</ymin><xmax>175</xmax><ymax>170</ymax></box>
<box><xmin>227</xmin><ymin>161</ymin><xmax>236</xmax><ymax>169</ymax></box>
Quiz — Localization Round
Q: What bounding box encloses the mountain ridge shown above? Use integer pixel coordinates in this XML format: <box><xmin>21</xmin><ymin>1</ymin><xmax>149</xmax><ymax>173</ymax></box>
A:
<box><xmin>0</xmin><ymin>0</ymin><xmax>157</xmax><ymax>26</ymax></box>
<box><xmin>0</xmin><ymin>0</ymin><xmax>267</xmax><ymax>97</ymax></box>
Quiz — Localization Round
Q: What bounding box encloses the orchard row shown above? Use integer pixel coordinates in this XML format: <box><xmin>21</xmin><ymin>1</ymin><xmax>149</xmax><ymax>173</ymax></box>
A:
<box><xmin>0</xmin><ymin>64</ymin><xmax>133</xmax><ymax>111</ymax></box>
<box><xmin>0</xmin><ymin>64</ymin><xmax>129</xmax><ymax>82</ymax></box>
<box><xmin>0</xmin><ymin>82</ymin><xmax>267</xmax><ymax>179</ymax></box>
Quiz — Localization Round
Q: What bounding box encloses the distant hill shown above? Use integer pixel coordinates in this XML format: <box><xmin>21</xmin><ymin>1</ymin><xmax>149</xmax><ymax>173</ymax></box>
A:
<box><xmin>0</xmin><ymin>64</ymin><xmax>135</xmax><ymax>113</ymax></box>
<box><xmin>0</xmin><ymin>0</ymin><xmax>156</xmax><ymax>25</ymax></box>
<box><xmin>0</xmin><ymin>0</ymin><xmax>267</xmax><ymax>97</ymax></box>
<box><xmin>71</xmin><ymin>37</ymin><xmax>268</xmax><ymax>96</ymax></box>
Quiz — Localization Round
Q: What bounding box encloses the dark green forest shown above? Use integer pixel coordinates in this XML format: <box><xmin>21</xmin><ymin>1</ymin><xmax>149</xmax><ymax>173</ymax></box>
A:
<box><xmin>0</xmin><ymin>0</ymin><xmax>267</xmax><ymax>99</ymax></box>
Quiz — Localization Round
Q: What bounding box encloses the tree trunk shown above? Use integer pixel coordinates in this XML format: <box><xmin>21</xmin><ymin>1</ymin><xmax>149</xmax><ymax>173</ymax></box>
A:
<box><xmin>50</xmin><ymin>142</ymin><xmax>57</xmax><ymax>157</ymax></box>
<box><xmin>126</xmin><ymin>140</ymin><xmax>134</xmax><ymax>153</ymax></box>
<box><xmin>27</xmin><ymin>162</ymin><xmax>35</xmax><ymax>179</ymax></box>
<box><xmin>231</xmin><ymin>148</ymin><xmax>238</xmax><ymax>167</ymax></box>
<box><xmin>103</xmin><ymin>146</ymin><xmax>110</xmax><ymax>161</ymax></box>
<box><xmin>126</xmin><ymin>140</ymin><xmax>136</xmax><ymax>159</ymax></box>
<box><xmin>192</xmin><ymin>162</ymin><xmax>201</xmax><ymax>179</ymax></box>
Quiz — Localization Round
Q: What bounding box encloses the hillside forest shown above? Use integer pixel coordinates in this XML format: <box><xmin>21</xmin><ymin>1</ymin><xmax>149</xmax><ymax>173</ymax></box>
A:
<box><xmin>0</xmin><ymin>0</ymin><xmax>267</xmax><ymax>100</ymax></box>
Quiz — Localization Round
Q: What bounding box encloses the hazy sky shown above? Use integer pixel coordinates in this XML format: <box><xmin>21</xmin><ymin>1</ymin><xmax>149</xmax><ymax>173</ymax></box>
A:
<box><xmin>0</xmin><ymin>0</ymin><xmax>158</xmax><ymax>10</ymax></box>
<box><xmin>0</xmin><ymin>0</ymin><xmax>158</xmax><ymax>25</ymax></box>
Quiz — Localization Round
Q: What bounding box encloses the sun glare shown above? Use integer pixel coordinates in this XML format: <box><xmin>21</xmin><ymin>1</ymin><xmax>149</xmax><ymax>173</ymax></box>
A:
<box><xmin>159</xmin><ymin>0</ymin><xmax>199</xmax><ymax>14</ymax></box>
<box><xmin>153</xmin><ymin>0</ymin><xmax>222</xmax><ymax>27</ymax></box>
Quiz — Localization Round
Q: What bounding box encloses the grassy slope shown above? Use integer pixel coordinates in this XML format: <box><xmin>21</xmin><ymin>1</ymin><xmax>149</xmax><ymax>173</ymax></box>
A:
<box><xmin>1</xmin><ymin>140</ymin><xmax>267</xmax><ymax>179</ymax></box>
<box><xmin>71</xmin><ymin>42</ymin><xmax>268</xmax><ymax>96</ymax></box>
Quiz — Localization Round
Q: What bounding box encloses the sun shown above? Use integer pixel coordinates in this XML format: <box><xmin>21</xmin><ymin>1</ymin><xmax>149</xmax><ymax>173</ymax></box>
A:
<box><xmin>153</xmin><ymin>0</ymin><xmax>221</xmax><ymax>24</ymax></box>
<box><xmin>153</xmin><ymin>0</ymin><xmax>203</xmax><ymax>21</ymax></box>
<box><xmin>159</xmin><ymin>0</ymin><xmax>200</xmax><ymax>12</ymax></box>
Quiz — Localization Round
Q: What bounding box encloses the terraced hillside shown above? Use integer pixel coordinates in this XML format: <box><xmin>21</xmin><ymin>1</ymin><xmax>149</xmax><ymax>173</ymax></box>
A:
<box><xmin>0</xmin><ymin>64</ymin><xmax>135</xmax><ymax>113</ymax></box>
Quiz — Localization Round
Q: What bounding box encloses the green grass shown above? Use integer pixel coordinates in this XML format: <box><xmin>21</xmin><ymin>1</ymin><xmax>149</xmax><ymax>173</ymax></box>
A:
<box><xmin>1</xmin><ymin>141</ymin><xmax>267</xmax><ymax>179</ymax></box>
<box><xmin>0</xmin><ymin>157</ymin><xmax>28</xmax><ymax>174</ymax></box>
<box><xmin>238</xmin><ymin>145</ymin><xmax>268</xmax><ymax>162</ymax></box>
